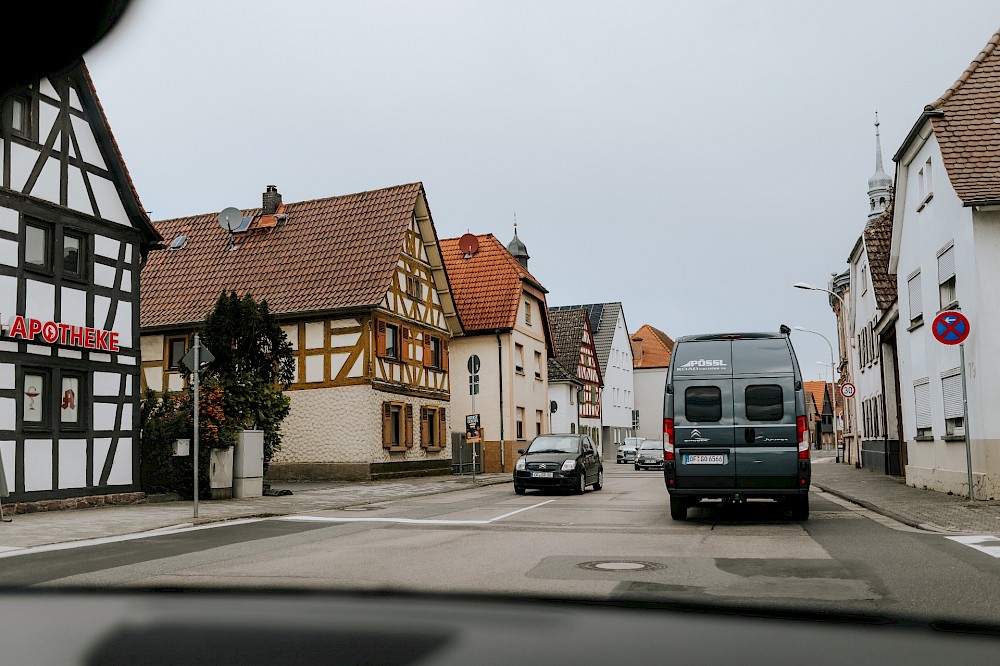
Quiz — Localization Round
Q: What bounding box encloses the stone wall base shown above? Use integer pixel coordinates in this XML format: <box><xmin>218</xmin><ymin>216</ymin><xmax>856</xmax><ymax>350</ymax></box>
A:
<box><xmin>905</xmin><ymin>464</ymin><xmax>1000</xmax><ymax>500</ymax></box>
<box><xmin>266</xmin><ymin>459</ymin><xmax>452</xmax><ymax>482</ymax></box>
<box><xmin>0</xmin><ymin>492</ymin><xmax>146</xmax><ymax>516</ymax></box>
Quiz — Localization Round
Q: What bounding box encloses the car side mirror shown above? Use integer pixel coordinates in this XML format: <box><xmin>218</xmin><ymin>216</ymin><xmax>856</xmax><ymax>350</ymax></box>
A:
<box><xmin>517</xmin><ymin>449</ymin><xmax>525</xmax><ymax>455</ymax></box>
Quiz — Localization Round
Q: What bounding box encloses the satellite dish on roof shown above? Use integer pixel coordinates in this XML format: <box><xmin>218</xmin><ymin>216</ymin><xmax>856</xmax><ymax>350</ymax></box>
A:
<box><xmin>459</xmin><ymin>233</ymin><xmax>479</xmax><ymax>256</ymax></box>
<box><xmin>218</xmin><ymin>207</ymin><xmax>243</xmax><ymax>232</ymax></box>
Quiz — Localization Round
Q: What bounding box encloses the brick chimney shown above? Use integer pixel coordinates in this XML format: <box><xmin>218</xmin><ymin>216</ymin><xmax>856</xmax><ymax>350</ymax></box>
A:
<box><xmin>262</xmin><ymin>185</ymin><xmax>281</xmax><ymax>215</ymax></box>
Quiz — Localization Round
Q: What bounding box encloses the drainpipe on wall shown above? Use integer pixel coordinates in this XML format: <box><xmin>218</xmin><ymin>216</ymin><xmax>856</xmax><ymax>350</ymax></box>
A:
<box><xmin>497</xmin><ymin>332</ymin><xmax>505</xmax><ymax>471</ymax></box>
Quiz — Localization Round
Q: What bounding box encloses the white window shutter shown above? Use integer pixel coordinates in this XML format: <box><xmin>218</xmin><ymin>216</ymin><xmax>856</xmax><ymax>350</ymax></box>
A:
<box><xmin>914</xmin><ymin>381</ymin><xmax>932</xmax><ymax>428</ymax></box>
<box><xmin>908</xmin><ymin>272</ymin><xmax>923</xmax><ymax>319</ymax></box>
<box><xmin>942</xmin><ymin>372</ymin><xmax>963</xmax><ymax>419</ymax></box>
<box><xmin>938</xmin><ymin>246</ymin><xmax>956</xmax><ymax>283</ymax></box>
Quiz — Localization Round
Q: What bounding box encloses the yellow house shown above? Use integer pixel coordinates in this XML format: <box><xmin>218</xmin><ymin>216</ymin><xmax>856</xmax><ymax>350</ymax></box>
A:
<box><xmin>140</xmin><ymin>183</ymin><xmax>461</xmax><ymax>480</ymax></box>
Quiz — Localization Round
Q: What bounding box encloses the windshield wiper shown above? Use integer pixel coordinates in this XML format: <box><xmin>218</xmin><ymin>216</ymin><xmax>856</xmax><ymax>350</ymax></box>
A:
<box><xmin>528</xmin><ymin>449</ymin><xmax>571</xmax><ymax>454</ymax></box>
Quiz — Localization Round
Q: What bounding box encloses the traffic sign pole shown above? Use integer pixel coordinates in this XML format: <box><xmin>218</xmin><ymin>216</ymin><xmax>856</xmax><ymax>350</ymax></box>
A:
<box><xmin>932</xmin><ymin>311</ymin><xmax>973</xmax><ymax>500</ymax></box>
<box><xmin>193</xmin><ymin>334</ymin><xmax>200</xmax><ymax>519</ymax></box>
<box><xmin>961</xmin><ymin>343</ymin><xmax>974</xmax><ymax>501</ymax></box>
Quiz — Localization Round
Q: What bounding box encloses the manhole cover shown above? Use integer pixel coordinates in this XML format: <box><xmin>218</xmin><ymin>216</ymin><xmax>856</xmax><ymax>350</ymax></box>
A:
<box><xmin>577</xmin><ymin>560</ymin><xmax>664</xmax><ymax>572</ymax></box>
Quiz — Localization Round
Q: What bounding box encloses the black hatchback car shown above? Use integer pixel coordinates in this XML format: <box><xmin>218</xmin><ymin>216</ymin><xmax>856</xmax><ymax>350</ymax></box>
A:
<box><xmin>513</xmin><ymin>434</ymin><xmax>604</xmax><ymax>495</ymax></box>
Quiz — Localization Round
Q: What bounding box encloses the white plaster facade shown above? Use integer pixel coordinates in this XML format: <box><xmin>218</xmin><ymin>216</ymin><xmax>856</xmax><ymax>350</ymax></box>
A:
<box><xmin>890</xmin><ymin>129</ymin><xmax>1000</xmax><ymax>499</ymax></box>
<box><xmin>633</xmin><ymin>367</ymin><xmax>668</xmax><ymax>440</ymax></box>
<box><xmin>599</xmin><ymin>311</ymin><xmax>635</xmax><ymax>447</ymax></box>
<box><xmin>274</xmin><ymin>384</ymin><xmax>450</xmax><ymax>465</ymax></box>
<box><xmin>547</xmin><ymin>381</ymin><xmax>578</xmax><ymax>434</ymax></box>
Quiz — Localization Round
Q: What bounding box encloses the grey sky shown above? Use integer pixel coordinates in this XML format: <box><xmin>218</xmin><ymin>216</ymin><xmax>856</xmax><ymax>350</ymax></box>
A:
<box><xmin>86</xmin><ymin>1</ymin><xmax>999</xmax><ymax>379</ymax></box>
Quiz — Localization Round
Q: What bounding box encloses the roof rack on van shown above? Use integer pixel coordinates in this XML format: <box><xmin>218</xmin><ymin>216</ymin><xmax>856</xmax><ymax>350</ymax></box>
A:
<box><xmin>675</xmin><ymin>332</ymin><xmax>784</xmax><ymax>342</ymax></box>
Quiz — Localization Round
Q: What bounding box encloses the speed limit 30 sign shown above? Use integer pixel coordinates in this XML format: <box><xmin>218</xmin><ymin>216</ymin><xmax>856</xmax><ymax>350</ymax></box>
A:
<box><xmin>840</xmin><ymin>382</ymin><xmax>856</xmax><ymax>399</ymax></box>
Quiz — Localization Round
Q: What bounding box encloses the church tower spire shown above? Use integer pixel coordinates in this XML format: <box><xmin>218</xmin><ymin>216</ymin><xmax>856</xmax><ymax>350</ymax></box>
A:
<box><xmin>867</xmin><ymin>112</ymin><xmax>893</xmax><ymax>220</ymax></box>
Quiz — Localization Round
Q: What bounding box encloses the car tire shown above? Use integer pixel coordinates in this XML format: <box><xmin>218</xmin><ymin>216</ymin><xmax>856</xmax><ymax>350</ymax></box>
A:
<box><xmin>593</xmin><ymin>469</ymin><xmax>604</xmax><ymax>491</ymax></box>
<box><xmin>514</xmin><ymin>484</ymin><xmax>526</xmax><ymax>496</ymax></box>
<box><xmin>575</xmin><ymin>471</ymin><xmax>586</xmax><ymax>495</ymax></box>
<box><xmin>670</xmin><ymin>496</ymin><xmax>688</xmax><ymax>521</ymax></box>
<box><xmin>791</xmin><ymin>495</ymin><xmax>809</xmax><ymax>521</ymax></box>
<box><xmin>634</xmin><ymin>464</ymin><xmax>640</xmax><ymax>471</ymax></box>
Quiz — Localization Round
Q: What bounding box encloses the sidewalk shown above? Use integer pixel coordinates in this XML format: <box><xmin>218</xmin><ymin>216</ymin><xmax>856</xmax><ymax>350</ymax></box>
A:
<box><xmin>0</xmin><ymin>473</ymin><xmax>512</xmax><ymax>550</ymax></box>
<box><xmin>811</xmin><ymin>451</ymin><xmax>1000</xmax><ymax>533</ymax></box>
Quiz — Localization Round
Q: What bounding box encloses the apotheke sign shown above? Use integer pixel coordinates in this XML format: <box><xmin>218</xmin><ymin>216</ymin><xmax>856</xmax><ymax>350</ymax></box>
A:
<box><xmin>3</xmin><ymin>315</ymin><xmax>120</xmax><ymax>352</ymax></box>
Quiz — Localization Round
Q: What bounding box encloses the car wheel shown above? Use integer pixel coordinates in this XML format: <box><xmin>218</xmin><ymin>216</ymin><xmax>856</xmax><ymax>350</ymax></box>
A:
<box><xmin>634</xmin><ymin>464</ymin><xmax>640</xmax><ymax>471</ymax></box>
<box><xmin>593</xmin><ymin>469</ymin><xmax>604</xmax><ymax>491</ymax></box>
<box><xmin>514</xmin><ymin>484</ymin><xmax>526</xmax><ymax>496</ymax></box>
<box><xmin>670</xmin><ymin>496</ymin><xmax>688</xmax><ymax>521</ymax></box>
<box><xmin>791</xmin><ymin>495</ymin><xmax>809</xmax><ymax>521</ymax></box>
<box><xmin>575</xmin><ymin>471</ymin><xmax>586</xmax><ymax>495</ymax></box>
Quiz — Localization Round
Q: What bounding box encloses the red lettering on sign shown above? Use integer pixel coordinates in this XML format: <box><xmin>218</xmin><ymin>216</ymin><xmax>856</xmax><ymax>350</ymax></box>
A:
<box><xmin>69</xmin><ymin>326</ymin><xmax>84</xmax><ymax>347</ymax></box>
<box><xmin>9</xmin><ymin>316</ymin><xmax>26</xmax><ymax>339</ymax></box>
<box><xmin>95</xmin><ymin>329</ymin><xmax>109</xmax><ymax>350</ymax></box>
<box><xmin>41</xmin><ymin>321</ymin><xmax>59</xmax><ymax>343</ymax></box>
<box><xmin>27</xmin><ymin>318</ymin><xmax>42</xmax><ymax>338</ymax></box>
<box><xmin>84</xmin><ymin>328</ymin><xmax>96</xmax><ymax>349</ymax></box>
<box><xmin>58</xmin><ymin>323</ymin><xmax>71</xmax><ymax>345</ymax></box>
<box><xmin>109</xmin><ymin>332</ymin><xmax>120</xmax><ymax>353</ymax></box>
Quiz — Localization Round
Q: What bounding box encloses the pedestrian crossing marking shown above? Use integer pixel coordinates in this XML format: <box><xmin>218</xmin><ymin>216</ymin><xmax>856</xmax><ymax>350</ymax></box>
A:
<box><xmin>947</xmin><ymin>535</ymin><xmax>1000</xmax><ymax>558</ymax></box>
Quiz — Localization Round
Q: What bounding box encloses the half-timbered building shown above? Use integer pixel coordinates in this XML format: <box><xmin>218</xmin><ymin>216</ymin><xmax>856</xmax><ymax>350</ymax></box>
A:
<box><xmin>140</xmin><ymin>183</ymin><xmax>461</xmax><ymax>480</ymax></box>
<box><xmin>0</xmin><ymin>62</ymin><xmax>161</xmax><ymax>502</ymax></box>
<box><xmin>548</xmin><ymin>307</ymin><xmax>603</xmax><ymax>450</ymax></box>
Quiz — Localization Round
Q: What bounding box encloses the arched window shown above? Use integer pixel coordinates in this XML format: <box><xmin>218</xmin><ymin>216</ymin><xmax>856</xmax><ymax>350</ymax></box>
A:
<box><xmin>570</xmin><ymin>423</ymin><xmax>576</xmax><ymax>433</ymax></box>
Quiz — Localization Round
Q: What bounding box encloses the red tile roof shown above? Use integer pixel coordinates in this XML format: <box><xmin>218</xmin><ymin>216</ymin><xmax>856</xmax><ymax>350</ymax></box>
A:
<box><xmin>864</xmin><ymin>203</ymin><xmax>896</xmax><ymax>310</ymax></box>
<box><xmin>141</xmin><ymin>183</ymin><xmax>425</xmax><ymax>328</ymax></box>
<box><xmin>440</xmin><ymin>234</ymin><xmax>553</xmax><ymax>347</ymax></box>
<box><xmin>630</xmin><ymin>324</ymin><xmax>674</xmax><ymax>368</ymax></box>
<box><xmin>926</xmin><ymin>29</ymin><xmax>1000</xmax><ymax>203</ymax></box>
<box><xmin>803</xmin><ymin>381</ymin><xmax>830</xmax><ymax>415</ymax></box>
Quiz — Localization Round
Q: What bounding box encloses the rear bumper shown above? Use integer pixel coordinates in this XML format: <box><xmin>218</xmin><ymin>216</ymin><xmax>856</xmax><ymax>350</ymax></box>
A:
<box><xmin>663</xmin><ymin>460</ymin><xmax>810</xmax><ymax>498</ymax></box>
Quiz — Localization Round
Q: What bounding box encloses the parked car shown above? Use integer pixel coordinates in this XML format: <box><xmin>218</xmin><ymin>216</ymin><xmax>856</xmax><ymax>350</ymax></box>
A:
<box><xmin>662</xmin><ymin>329</ymin><xmax>811</xmax><ymax>521</ymax></box>
<box><xmin>634</xmin><ymin>439</ymin><xmax>664</xmax><ymax>470</ymax></box>
<box><xmin>514</xmin><ymin>434</ymin><xmax>604</xmax><ymax>495</ymax></box>
<box><xmin>616</xmin><ymin>437</ymin><xmax>644</xmax><ymax>464</ymax></box>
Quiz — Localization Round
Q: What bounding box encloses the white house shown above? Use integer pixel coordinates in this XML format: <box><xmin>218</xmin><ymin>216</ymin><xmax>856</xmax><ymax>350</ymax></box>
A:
<box><xmin>630</xmin><ymin>324</ymin><xmax>673</xmax><ymax>440</ymax></box>
<box><xmin>550</xmin><ymin>303</ymin><xmax>634</xmax><ymax>452</ymax></box>
<box><xmin>888</xmin><ymin>29</ymin><xmax>1000</xmax><ymax>499</ymax></box>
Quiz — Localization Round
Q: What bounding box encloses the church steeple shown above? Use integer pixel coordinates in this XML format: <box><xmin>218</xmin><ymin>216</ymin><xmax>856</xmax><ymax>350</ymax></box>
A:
<box><xmin>507</xmin><ymin>218</ymin><xmax>529</xmax><ymax>269</ymax></box>
<box><xmin>867</xmin><ymin>112</ymin><xmax>893</xmax><ymax>220</ymax></box>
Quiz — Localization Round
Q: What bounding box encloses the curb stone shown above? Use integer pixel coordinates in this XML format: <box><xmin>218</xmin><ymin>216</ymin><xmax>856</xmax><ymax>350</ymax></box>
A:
<box><xmin>814</xmin><ymin>482</ymin><xmax>954</xmax><ymax>533</ymax></box>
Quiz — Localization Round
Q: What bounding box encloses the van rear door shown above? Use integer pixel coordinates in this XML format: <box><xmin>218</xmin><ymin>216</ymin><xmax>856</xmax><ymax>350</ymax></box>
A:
<box><xmin>670</xmin><ymin>340</ymin><xmax>736</xmax><ymax>490</ymax></box>
<box><xmin>731</xmin><ymin>339</ymin><xmax>799</xmax><ymax>490</ymax></box>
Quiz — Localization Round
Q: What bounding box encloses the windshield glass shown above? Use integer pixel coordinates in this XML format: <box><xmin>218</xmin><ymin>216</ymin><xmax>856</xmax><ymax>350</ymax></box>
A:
<box><xmin>4</xmin><ymin>1</ymin><xmax>998</xmax><ymax>641</ymax></box>
<box><xmin>526</xmin><ymin>437</ymin><xmax>580</xmax><ymax>454</ymax></box>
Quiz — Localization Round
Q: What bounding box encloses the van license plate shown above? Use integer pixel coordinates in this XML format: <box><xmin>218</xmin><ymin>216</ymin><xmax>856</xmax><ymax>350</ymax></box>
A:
<box><xmin>685</xmin><ymin>455</ymin><xmax>726</xmax><ymax>465</ymax></box>
<box><xmin>531</xmin><ymin>472</ymin><xmax>554</xmax><ymax>478</ymax></box>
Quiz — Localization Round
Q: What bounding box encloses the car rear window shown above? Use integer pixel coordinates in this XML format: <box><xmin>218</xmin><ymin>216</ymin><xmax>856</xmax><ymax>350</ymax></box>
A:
<box><xmin>685</xmin><ymin>386</ymin><xmax>722</xmax><ymax>422</ymax></box>
<box><xmin>745</xmin><ymin>384</ymin><xmax>783</xmax><ymax>421</ymax></box>
<box><xmin>731</xmin><ymin>339</ymin><xmax>793</xmax><ymax>375</ymax></box>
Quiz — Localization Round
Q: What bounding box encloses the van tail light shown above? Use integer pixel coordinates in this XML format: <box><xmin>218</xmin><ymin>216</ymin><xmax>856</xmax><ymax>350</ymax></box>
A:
<box><xmin>797</xmin><ymin>415</ymin><xmax>809</xmax><ymax>460</ymax></box>
<box><xmin>663</xmin><ymin>418</ymin><xmax>675</xmax><ymax>461</ymax></box>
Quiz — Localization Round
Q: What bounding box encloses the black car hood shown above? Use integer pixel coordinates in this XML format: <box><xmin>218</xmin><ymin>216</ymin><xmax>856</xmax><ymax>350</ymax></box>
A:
<box><xmin>520</xmin><ymin>452</ymin><xmax>577</xmax><ymax>465</ymax></box>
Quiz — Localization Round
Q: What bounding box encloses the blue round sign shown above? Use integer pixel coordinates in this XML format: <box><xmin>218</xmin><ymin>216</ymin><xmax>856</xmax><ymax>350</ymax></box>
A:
<box><xmin>932</xmin><ymin>311</ymin><xmax>970</xmax><ymax>345</ymax></box>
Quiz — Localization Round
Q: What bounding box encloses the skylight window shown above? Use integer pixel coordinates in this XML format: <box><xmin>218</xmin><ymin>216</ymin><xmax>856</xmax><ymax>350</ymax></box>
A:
<box><xmin>169</xmin><ymin>235</ymin><xmax>188</xmax><ymax>250</ymax></box>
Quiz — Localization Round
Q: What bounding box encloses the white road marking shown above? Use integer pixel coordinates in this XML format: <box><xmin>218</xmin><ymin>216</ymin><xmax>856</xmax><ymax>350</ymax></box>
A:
<box><xmin>0</xmin><ymin>518</ymin><xmax>265</xmax><ymax>560</ymax></box>
<box><xmin>946</xmin><ymin>535</ymin><xmax>1000</xmax><ymax>558</ymax></box>
<box><xmin>278</xmin><ymin>499</ymin><xmax>557</xmax><ymax>526</ymax></box>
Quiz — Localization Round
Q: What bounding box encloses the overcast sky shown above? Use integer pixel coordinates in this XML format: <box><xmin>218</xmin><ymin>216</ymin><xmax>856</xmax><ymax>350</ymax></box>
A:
<box><xmin>86</xmin><ymin>1</ymin><xmax>998</xmax><ymax>380</ymax></box>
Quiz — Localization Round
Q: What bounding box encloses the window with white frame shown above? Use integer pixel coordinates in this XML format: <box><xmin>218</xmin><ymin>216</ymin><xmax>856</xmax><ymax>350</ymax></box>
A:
<box><xmin>907</xmin><ymin>271</ymin><xmax>923</xmax><ymax>326</ymax></box>
<box><xmin>860</xmin><ymin>264</ymin><xmax>868</xmax><ymax>294</ymax></box>
<box><xmin>914</xmin><ymin>379</ymin><xmax>932</xmax><ymax>438</ymax></box>
<box><xmin>942</xmin><ymin>369</ymin><xmax>964</xmax><ymax>436</ymax></box>
<box><xmin>937</xmin><ymin>244</ymin><xmax>957</xmax><ymax>309</ymax></box>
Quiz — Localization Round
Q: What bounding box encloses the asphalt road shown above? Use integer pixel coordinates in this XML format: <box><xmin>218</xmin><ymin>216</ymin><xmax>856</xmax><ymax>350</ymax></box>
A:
<box><xmin>3</xmin><ymin>465</ymin><xmax>1000</xmax><ymax>625</ymax></box>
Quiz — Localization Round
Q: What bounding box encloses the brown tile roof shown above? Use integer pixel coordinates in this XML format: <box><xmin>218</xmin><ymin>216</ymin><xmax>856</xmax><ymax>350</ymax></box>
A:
<box><xmin>548</xmin><ymin>307</ymin><xmax>602</xmax><ymax>387</ymax></box>
<box><xmin>141</xmin><ymin>183</ymin><xmax>425</xmax><ymax>328</ymax></box>
<box><xmin>864</xmin><ymin>203</ymin><xmax>897</xmax><ymax>310</ymax></box>
<box><xmin>803</xmin><ymin>381</ymin><xmax>830</xmax><ymax>415</ymax></box>
<box><xmin>440</xmin><ymin>234</ymin><xmax>554</xmax><ymax>351</ymax></box>
<box><xmin>926</xmin><ymin>29</ymin><xmax>1000</xmax><ymax>203</ymax></box>
<box><xmin>630</xmin><ymin>324</ymin><xmax>674</xmax><ymax>368</ymax></box>
<box><xmin>548</xmin><ymin>357</ymin><xmax>582</xmax><ymax>385</ymax></box>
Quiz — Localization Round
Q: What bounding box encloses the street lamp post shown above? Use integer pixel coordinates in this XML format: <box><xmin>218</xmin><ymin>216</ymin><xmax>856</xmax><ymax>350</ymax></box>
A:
<box><xmin>796</xmin><ymin>327</ymin><xmax>840</xmax><ymax>463</ymax></box>
<box><xmin>794</xmin><ymin>282</ymin><xmax>861</xmax><ymax>468</ymax></box>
